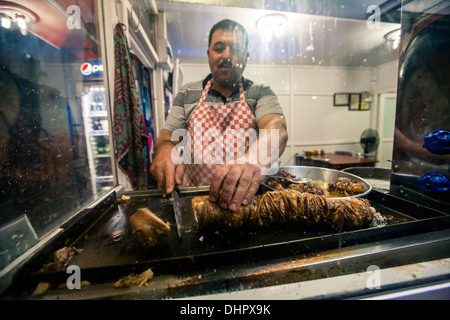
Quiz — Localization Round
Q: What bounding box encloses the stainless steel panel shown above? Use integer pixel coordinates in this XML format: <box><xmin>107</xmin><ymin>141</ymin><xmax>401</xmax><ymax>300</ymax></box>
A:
<box><xmin>342</xmin><ymin>167</ymin><xmax>391</xmax><ymax>192</ymax></box>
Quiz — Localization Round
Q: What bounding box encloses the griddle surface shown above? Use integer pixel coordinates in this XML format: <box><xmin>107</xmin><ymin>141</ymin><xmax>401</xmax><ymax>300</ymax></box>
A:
<box><xmin>16</xmin><ymin>190</ymin><xmax>449</xmax><ymax>286</ymax></box>
<box><xmin>65</xmin><ymin>191</ymin><xmax>433</xmax><ymax>271</ymax></box>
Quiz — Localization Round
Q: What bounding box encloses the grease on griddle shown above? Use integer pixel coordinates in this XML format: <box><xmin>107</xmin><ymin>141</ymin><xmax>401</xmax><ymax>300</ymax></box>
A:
<box><xmin>104</xmin><ymin>230</ymin><xmax>127</xmax><ymax>245</ymax></box>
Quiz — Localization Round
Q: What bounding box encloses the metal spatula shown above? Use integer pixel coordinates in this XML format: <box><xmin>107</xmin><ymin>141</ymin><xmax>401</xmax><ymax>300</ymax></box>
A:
<box><xmin>269</xmin><ymin>175</ymin><xmax>310</xmax><ymax>184</ymax></box>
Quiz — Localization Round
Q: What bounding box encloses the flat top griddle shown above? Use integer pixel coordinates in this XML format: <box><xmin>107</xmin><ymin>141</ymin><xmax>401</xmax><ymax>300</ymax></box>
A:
<box><xmin>10</xmin><ymin>188</ymin><xmax>450</xmax><ymax>290</ymax></box>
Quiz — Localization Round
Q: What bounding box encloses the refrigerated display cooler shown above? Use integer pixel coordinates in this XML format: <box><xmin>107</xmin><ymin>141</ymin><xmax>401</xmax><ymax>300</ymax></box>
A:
<box><xmin>81</xmin><ymin>84</ymin><xmax>114</xmax><ymax>196</ymax></box>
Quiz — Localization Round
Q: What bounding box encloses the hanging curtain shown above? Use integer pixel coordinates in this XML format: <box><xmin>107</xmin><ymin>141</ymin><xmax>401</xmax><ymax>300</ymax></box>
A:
<box><xmin>112</xmin><ymin>23</ymin><xmax>148</xmax><ymax>190</ymax></box>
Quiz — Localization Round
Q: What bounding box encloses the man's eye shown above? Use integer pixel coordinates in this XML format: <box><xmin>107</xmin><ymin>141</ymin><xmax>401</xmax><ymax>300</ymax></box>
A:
<box><xmin>213</xmin><ymin>45</ymin><xmax>224</xmax><ymax>53</ymax></box>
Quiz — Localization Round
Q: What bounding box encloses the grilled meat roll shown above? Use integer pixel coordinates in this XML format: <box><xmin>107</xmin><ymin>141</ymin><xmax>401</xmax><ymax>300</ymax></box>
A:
<box><xmin>192</xmin><ymin>189</ymin><xmax>383</xmax><ymax>231</ymax></box>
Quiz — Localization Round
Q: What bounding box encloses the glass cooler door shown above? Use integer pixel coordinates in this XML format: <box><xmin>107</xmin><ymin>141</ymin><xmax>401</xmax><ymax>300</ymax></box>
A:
<box><xmin>81</xmin><ymin>84</ymin><xmax>113</xmax><ymax>196</ymax></box>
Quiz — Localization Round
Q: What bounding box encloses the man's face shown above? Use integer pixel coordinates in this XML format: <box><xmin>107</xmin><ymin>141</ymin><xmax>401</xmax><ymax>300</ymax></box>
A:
<box><xmin>207</xmin><ymin>27</ymin><xmax>248</xmax><ymax>89</ymax></box>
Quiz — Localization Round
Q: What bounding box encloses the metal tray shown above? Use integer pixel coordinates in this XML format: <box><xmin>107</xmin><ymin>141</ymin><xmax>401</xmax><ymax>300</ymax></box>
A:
<box><xmin>262</xmin><ymin>166</ymin><xmax>372</xmax><ymax>199</ymax></box>
<box><xmin>342</xmin><ymin>167</ymin><xmax>391</xmax><ymax>192</ymax></box>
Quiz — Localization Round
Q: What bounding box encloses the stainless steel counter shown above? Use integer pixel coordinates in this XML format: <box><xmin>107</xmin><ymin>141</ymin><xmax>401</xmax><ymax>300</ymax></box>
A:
<box><xmin>13</xmin><ymin>227</ymin><xmax>450</xmax><ymax>300</ymax></box>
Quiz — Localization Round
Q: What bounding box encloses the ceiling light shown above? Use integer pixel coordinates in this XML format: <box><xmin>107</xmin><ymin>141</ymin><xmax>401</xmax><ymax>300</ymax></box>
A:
<box><xmin>0</xmin><ymin>3</ymin><xmax>38</xmax><ymax>36</ymax></box>
<box><xmin>0</xmin><ymin>2</ymin><xmax>39</xmax><ymax>25</ymax></box>
<box><xmin>256</xmin><ymin>13</ymin><xmax>287</xmax><ymax>40</ymax></box>
<box><xmin>16</xmin><ymin>16</ymin><xmax>26</xmax><ymax>29</ymax></box>
<box><xmin>1</xmin><ymin>16</ymin><xmax>11</xmax><ymax>29</ymax></box>
<box><xmin>384</xmin><ymin>28</ymin><xmax>401</xmax><ymax>50</ymax></box>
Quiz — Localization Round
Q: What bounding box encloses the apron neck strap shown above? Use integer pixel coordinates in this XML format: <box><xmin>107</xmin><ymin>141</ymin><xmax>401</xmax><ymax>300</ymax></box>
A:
<box><xmin>200</xmin><ymin>79</ymin><xmax>245</xmax><ymax>104</ymax></box>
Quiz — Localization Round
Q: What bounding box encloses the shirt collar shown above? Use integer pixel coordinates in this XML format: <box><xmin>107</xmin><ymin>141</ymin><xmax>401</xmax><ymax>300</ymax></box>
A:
<box><xmin>202</xmin><ymin>74</ymin><xmax>253</xmax><ymax>96</ymax></box>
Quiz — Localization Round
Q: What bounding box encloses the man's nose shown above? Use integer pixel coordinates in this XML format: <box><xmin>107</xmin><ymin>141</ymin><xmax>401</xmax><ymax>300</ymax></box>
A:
<box><xmin>222</xmin><ymin>45</ymin><xmax>232</xmax><ymax>59</ymax></box>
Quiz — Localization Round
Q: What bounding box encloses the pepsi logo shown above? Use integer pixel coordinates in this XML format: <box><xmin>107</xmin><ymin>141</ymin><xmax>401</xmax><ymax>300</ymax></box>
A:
<box><xmin>80</xmin><ymin>61</ymin><xmax>103</xmax><ymax>76</ymax></box>
<box><xmin>80</xmin><ymin>62</ymin><xmax>93</xmax><ymax>75</ymax></box>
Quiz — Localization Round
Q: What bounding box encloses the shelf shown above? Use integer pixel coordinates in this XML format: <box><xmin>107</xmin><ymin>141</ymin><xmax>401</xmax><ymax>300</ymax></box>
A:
<box><xmin>89</xmin><ymin>130</ymin><xmax>109</xmax><ymax>136</ymax></box>
<box><xmin>96</xmin><ymin>176</ymin><xmax>114</xmax><ymax>183</ymax></box>
<box><xmin>87</xmin><ymin>111</ymin><xmax>107</xmax><ymax>117</ymax></box>
<box><xmin>94</xmin><ymin>154</ymin><xmax>111</xmax><ymax>158</ymax></box>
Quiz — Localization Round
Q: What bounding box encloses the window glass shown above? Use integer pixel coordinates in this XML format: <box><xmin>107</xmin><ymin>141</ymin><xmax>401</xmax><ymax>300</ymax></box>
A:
<box><xmin>157</xmin><ymin>0</ymin><xmax>401</xmax><ymax>163</ymax></box>
<box><xmin>0</xmin><ymin>0</ymin><xmax>112</xmax><ymax>239</ymax></box>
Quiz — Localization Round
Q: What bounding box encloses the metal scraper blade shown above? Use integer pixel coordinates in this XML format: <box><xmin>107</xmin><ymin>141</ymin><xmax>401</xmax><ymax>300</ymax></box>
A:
<box><xmin>172</xmin><ymin>185</ymin><xmax>183</xmax><ymax>240</ymax></box>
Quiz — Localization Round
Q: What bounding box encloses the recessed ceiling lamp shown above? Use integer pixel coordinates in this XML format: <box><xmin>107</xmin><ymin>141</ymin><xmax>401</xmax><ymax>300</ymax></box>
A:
<box><xmin>384</xmin><ymin>28</ymin><xmax>401</xmax><ymax>50</ymax></box>
<box><xmin>0</xmin><ymin>1</ymin><xmax>39</xmax><ymax>33</ymax></box>
<box><xmin>256</xmin><ymin>13</ymin><xmax>287</xmax><ymax>39</ymax></box>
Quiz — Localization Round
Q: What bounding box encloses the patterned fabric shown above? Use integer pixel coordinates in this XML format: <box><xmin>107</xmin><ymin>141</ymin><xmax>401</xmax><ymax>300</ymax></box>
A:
<box><xmin>112</xmin><ymin>24</ymin><xmax>148</xmax><ymax>190</ymax></box>
<box><xmin>183</xmin><ymin>79</ymin><xmax>257</xmax><ymax>186</ymax></box>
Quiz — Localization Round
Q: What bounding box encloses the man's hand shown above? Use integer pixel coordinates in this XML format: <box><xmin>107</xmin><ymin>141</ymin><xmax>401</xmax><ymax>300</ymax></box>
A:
<box><xmin>150</xmin><ymin>129</ymin><xmax>183</xmax><ymax>194</ymax></box>
<box><xmin>209</xmin><ymin>113</ymin><xmax>288</xmax><ymax>211</ymax></box>
<box><xmin>209</xmin><ymin>162</ymin><xmax>264</xmax><ymax>211</ymax></box>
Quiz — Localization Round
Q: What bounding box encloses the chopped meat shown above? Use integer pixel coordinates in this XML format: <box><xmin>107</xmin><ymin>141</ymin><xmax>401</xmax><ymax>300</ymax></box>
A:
<box><xmin>278</xmin><ymin>169</ymin><xmax>296</xmax><ymax>179</ymax></box>
<box><xmin>32</xmin><ymin>282</ymin><xmax>51</xmax><ymax>297</ymax></box>
<box><xmin>287</xmin><ymin>180</ymin><xmax>327</xmax><ymax>196</ymax></box>
<box><xmin>113</xmin><ymin>268</ymin><xmax>154</xmax><ymax>288</ymax></box>
<box><xmin>266</xmin><ymin>173</ymin><xmax>328</xmax><ymax>196</ymax></box>
<box><xmin>266</xmin><ymin>169</ymin><xmax>298</xmax><ymax>190</ymax></box>
<box><xmin>266</xmin><ymin>171</ymin><xmax>366</xmax><ymax>197</ymax></box>
<box><xmin>116</xmin><ymin>195</ymin><xmax>131</xmax><ymax>203</ymax></box>
<box><xmin>129</xmin><ymin>208</ymin><xmax>170</xmax><ymax>247</ymax></box>
<box><xmin>327</xmin><ymin>177</ymin><xmax>365</xmax><ymax>197</ymax></box>
<box><xmin>40</xmin><ymin>246</ymin><xmax>83</xmax><ymax>272</ymax></box>
<box><xmin>266</xmin><ymin>179</ymin><xmax>284</xmax><ymax>190</ymax></box>
<box><xmin>192</xmin><ymin>189</ymin><xmax>384</xmax><ymax>231</ymax></box>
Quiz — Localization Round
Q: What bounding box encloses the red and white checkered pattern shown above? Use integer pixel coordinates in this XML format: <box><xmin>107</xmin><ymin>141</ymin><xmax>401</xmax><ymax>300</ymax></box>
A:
<box><xmin>183</xmin><ymin>79</ymin><xmax>257</xmax><ymax>186</ymax></box>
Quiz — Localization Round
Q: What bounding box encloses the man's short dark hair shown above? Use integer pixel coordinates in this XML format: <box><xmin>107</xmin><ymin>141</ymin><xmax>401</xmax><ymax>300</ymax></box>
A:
<box><xmin>208</xmin><ymin>19</ymin><xmax>248</xmax><ymax>48</ymax></box>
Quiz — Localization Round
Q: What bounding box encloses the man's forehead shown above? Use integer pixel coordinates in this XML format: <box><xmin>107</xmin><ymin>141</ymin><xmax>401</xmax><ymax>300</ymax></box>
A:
<box><xmin>211</xmin><ymin>27</ymin><xmax>245</xmax><ymax>42</ymax></box>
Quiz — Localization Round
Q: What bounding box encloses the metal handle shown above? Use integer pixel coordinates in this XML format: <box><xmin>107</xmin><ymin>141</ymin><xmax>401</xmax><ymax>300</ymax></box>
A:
<box><xmin>423</xmin><ymin>130</ymin><xmax>450</xmax><ymax>155</ymax></box>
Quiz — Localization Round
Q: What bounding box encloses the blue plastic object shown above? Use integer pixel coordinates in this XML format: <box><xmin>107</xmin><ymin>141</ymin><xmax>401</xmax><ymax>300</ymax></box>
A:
<box><xmin>423</xmin><ymin>130</ymin><xmax>450</xmax><ymax>154</ymax></box>
<box><xmin>418</xmin><ymin>172</ymin><xmax>450</xmax><ymax>194</ymax></box>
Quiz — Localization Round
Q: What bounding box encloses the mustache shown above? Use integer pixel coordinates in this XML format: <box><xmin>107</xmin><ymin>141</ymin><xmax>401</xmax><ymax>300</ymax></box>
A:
<box><xmin>218</xmin><ymin>59</ymin><xmax>233</xmax><ymax>68</ymax></box>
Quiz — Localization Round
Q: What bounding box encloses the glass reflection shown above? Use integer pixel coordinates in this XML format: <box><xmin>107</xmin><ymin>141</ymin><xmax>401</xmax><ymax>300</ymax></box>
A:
<box><xmin>0</xmin><ymin>0</ymin><xmax>111</xmax><ymax>238</ymax></box>
<box><xmin>0</xmin><ymin>0</ymin><xmax>406</xmax><ymax>241</ymax></box>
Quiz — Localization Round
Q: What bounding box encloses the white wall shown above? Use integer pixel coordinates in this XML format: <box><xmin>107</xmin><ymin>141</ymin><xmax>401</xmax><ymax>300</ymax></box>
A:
<box><xmin>179</xmin><ymin>62</ymin><xmax>397</xmax><ymax>166</ymax></box>
<box><xmin>373</xmin><ymin>60</ymin><xmax>399</xmax><ymax>169</ymax></box>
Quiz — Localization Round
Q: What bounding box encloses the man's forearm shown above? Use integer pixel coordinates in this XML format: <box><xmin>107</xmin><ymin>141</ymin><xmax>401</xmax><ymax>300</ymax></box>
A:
<box><xmin>245</xmin><ymin>114</ymin><xmax>288</xmax><ymax>169</ymax></box>
<box><xmin>154</xmin><ymin>129</ymin><xmax>178</xmax><ymax>152</ymax></box>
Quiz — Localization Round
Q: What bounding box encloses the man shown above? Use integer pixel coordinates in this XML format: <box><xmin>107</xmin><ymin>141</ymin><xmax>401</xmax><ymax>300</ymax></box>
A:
<box><xmin>150</xmin><ymin>19</ymin><xmax>288</xmax><ymax>211</ymax></box>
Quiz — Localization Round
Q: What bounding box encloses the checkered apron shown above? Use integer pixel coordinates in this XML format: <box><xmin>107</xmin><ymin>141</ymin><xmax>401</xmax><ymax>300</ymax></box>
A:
<box><xmin>182</xmin><ymin>79</ymin><xmax>257</xmax><ymax>186</ymax></box>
